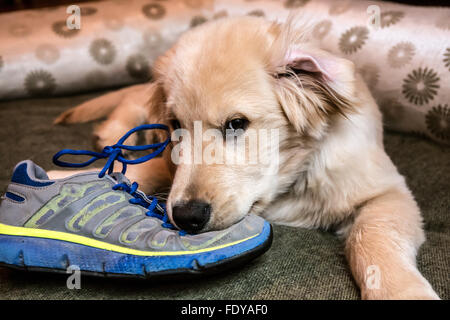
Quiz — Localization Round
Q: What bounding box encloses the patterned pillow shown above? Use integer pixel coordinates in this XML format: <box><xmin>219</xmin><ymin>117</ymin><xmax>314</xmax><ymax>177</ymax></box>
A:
<box><xmin>216</xmin><ymin>0</ymin><xmax>450</xmax><ymax>145</ymax></box>
<box><xmin>0</xmin><ymin>0</ymin><xmax>448</xmax><ymax>145</ymax></box>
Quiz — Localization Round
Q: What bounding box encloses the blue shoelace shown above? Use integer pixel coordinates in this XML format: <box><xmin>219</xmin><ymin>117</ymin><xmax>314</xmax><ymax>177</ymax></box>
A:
<box><xmin>52</xmin><ymin>124</ymin><xmax>185</xmax><ymax>235</ymax></box>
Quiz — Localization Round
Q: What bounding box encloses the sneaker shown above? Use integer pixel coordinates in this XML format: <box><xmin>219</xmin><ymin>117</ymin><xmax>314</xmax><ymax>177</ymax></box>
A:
<box><xmin>0</xmin><ymin>124</ymin><xmax>272</xmax><ymax>278</ymax></box>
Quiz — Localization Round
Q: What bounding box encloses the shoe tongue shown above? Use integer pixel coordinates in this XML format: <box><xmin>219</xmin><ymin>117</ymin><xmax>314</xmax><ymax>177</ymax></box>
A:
<box><xmin>107</xmin><ymin>172</ymin><xmax>165</xmax><ymax>214</ymax></box>
<box><xmin>31</xmin><ymin>161</ymin><xmax>50</xmax><ymax>180</ymax></box>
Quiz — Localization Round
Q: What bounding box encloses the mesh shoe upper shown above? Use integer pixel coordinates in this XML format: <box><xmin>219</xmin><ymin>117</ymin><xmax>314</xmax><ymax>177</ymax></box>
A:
<box><xmin>0</xmin><ymin>160</ymin><xmax>266</xmax><ymax>253</ymax></box>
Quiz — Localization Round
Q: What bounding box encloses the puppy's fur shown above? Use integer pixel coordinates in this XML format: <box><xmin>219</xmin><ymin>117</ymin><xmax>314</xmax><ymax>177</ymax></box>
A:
<box><xmin>52</xmin><ymin>17</ymin><xmax>439</xmax><ymax>299</ymax></box>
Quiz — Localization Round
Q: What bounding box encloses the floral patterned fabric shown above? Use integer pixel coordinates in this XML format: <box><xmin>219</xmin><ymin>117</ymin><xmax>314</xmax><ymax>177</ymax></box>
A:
<box><xmin>0</xmin><ymin>0</ymin><xmax>449</xmax><ymax>145</ymax></box>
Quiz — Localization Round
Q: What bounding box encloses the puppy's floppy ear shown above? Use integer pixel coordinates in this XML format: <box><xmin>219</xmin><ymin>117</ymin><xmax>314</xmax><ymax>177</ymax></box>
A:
<box><xmin>271</xmin><ymin>40</ymin><xmax>358</xmax><ymax>139</ymax></box>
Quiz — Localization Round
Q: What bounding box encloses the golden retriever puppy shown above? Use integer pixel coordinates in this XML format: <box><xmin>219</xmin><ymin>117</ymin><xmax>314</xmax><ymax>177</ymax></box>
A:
<box><xmin>52</xmin><ymin>17</ymin><xmax>439</xmax><ymax>300</ymax></box>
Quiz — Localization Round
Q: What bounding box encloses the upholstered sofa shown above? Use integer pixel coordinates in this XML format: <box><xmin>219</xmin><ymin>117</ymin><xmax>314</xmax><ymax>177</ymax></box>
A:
<box><xmin>0</xmin><ymin>0</ymin><xmax>448</xmax><ymax>299</ymax></box>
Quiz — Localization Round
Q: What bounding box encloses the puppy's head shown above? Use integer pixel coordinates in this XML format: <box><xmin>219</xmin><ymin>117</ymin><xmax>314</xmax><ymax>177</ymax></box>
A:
<box><xmin>148</xmin><ymin>17</ymin><xmax>357</xmax><ymax>232</ymax></box>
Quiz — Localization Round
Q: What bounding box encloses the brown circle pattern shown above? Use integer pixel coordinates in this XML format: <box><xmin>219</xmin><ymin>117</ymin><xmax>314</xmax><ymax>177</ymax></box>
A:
<box><xmin>142</xmin><ymin>3</ymin><xmax>166</xmax><ymax>20</ymax></box>
<box><xmin>142</xmin><ymin>28</ymin><xmax>163</xmax><ymax>50</ymax></box>
<box><xmin>387</xmin><ymin>42</ymin><xmax>415</xmax><ymax>68</ymax></box>
<box><xmin>312</xmin><ymin>20</ymin><xmax>332</xmax><ymax>40</ymax></box>
<box><xmin>52</xmin><ymin>21</ymin><xmax>80</xmax><ymax>38</ymax></box>
<box><xmin>35</xmin><ymin>44</ymin><xmax>60</xmax><ymax>65</ymax></box>
<box><xmin>80</xmin><ymin>7</ymin><xmax>98</xmax><ymax>16</ymax></box>
<box><xmin>380</xmin><ymin>11</ymin><xmax>404</xmax><ymax>28</ymax></box>
<box><xmin>89</xmin><ymin>39</ymin><xmax>116</xmax><ymax>65</ymax></box>
<box><xmin>284</xmin><ymin>0</ymin><xmax>310</xmax><ymax>9</ymax></box>
<box><xmin>444</xmin><ymin>48</ymin><xmax>450</xmax><ymax>72</ymax></box>
<box><xmin>425</xmin><ymin>104</ymin><xmax>450</xmax><ymax>141</ymax></box>
<box><xmin>339</xmin><ymin>26</ymin><xmax>369</xmax><ymax>54</ymax></box>
<box><xmin>24</xmin><ymin>70</ymin><xmax>56</xmax><ymax>97</ymax></box>
<box><xmin>247</xmin><ymin>10</ymin><xmax>265</xmax><ymax>17</ymax></box>
<box><xmin>213</xmin><ymin>10</ymin><xmax>228</xmax><ymax>19</ymax></box>
<box><xmin>402</xmin><ymin>67</ymin><xmax>440</xmax><ymax>106</ymax></box>
<box><xmin>126</xmin><ymin>54</ymin><xmax>151</xmax><ymax>80</ymax></box>
<box><xmin>190</xmin><ymin>16</ymin><xmax>208</xmax><ymax>28</ymax></box>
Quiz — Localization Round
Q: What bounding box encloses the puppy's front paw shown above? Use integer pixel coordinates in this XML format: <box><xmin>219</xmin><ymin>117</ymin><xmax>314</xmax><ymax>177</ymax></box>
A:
<box><xmin>93</xmin><ymin>120</ymin><xmax>137</xmax><ymax>152</ymax></box>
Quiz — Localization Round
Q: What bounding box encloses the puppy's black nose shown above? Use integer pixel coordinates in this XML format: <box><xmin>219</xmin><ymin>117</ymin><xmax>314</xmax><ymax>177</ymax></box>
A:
<box><xmin>172</xmin><ymin>200</ymin><xmax>211</xmax><ymax>233</ymax></box>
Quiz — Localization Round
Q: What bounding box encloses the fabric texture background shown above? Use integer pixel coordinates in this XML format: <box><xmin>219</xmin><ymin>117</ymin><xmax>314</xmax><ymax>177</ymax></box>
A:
<box><xmin>0</xmin><ymin>91</ymin><xmax>448</xmax><ymax>300</ymax></box>
<box><xmin>0</xmin><ymin>0</ymin><xmax>449</xmax><ymax>145</ymax></box>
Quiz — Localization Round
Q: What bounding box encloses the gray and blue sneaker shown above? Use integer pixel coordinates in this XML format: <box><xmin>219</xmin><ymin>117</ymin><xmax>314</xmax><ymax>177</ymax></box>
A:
<box><xmin>0</xmin><ymin>124</ymin><xmax>272</xmax><ymax>278</ymax></box>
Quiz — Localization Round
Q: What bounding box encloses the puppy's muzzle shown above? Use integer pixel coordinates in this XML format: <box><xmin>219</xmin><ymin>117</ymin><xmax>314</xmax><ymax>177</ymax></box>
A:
<box><xmin>172</xmin><ymin>200</ymin><xmax>211</xmax><ymax>233</ymax></box>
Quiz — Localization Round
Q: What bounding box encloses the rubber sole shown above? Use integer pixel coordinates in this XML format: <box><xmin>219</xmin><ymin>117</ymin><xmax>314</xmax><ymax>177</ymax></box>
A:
<box><xmin>0</xmin><ymin>222</ymin><xmax>272</xmax><ymax>279</ymax></box>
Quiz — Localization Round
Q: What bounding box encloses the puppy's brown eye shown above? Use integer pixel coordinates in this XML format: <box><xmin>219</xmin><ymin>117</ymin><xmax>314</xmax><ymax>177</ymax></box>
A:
<box><xmin>170</xmin><ymin>119</ymin><xmax>181</xmax><ymax>130</ymax></box>
<box><xmin>225</xmin><ymin>118</ymin><xmax>249</xmax><ymax>134</ymax></box>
